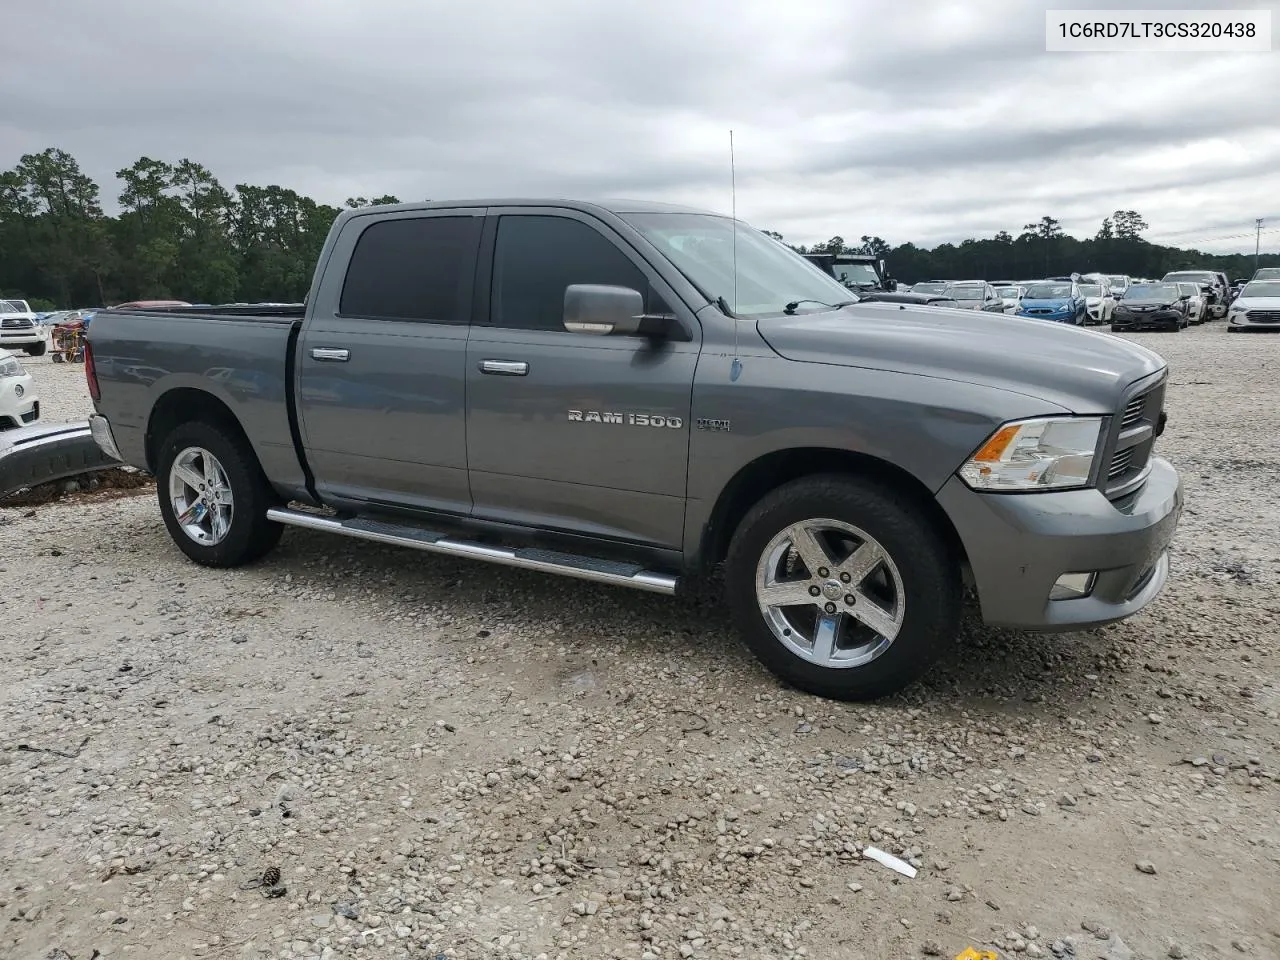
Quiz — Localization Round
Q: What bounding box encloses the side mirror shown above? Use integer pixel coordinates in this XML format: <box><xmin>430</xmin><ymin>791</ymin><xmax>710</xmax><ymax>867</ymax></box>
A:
<box><xmin>563</xmin><ymin>284</ymin><xmax>647</xmax><ymax>336</ymax></box>
<box><xmin>884</xmin><ymin>277</ymin><xmax>898</xmax><ymax>291</ymax></box>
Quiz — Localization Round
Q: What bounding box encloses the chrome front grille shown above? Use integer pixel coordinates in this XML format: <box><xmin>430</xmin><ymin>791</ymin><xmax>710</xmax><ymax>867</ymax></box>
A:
<box><xmin>1103</xmin><ymin>377</ymin><xmax>1166</xmax><ymax>499</ymax></box>
<box><xmin>1246</xmin><ymin>310</ymin><xmax>1280</xmax><ymax>323</ymax></box>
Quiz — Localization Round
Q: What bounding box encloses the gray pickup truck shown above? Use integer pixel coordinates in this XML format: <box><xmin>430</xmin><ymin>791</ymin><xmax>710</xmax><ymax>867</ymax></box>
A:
<box><xmin>85</xmin><ymin>199</ymin><xmax>1183</xmax><ymax>701</ymax></box>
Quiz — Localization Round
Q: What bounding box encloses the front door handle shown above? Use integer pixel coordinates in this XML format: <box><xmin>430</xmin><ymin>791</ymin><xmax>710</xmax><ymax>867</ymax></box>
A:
<box><xmin>479</xmin><ymin>359</ymin><xmax>528</xmax><ymax>376</ymax></box>
<box><xmin>311</xmin><ymin>347</ymin><xmax>349</xmax><ymax>362</ymax></box>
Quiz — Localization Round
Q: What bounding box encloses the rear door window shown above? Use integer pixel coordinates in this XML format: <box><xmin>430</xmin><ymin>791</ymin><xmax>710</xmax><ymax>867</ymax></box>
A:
<box><xmin>340</xmin><ymin>216</ymin><xmax>482</xmax><ymax>323</ymax></box>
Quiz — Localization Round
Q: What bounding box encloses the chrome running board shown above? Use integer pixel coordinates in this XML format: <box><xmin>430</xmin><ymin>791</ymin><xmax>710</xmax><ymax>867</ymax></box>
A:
<box><xmin>265</xmin><ymin>508</ymin><xmax>679</xmax><ymax>595</ymax></box>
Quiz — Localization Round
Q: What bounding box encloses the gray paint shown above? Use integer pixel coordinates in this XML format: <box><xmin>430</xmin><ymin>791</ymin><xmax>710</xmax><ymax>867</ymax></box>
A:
<box><xmin>936</xmin><ymin>457</ymin><xmax>1182</xmax><ymax>629</ymax></box>
<box><xmin>297</xmin><ymin>206</ymin><xmax>483</xmax><ymax>514</ymax></box>
<box><xmin>84</xmin><ymin>312</ymin><xmax>309</xmax><ymax>498</ymax></box>
<box><xmin>86</xmin><ymin>197</ymin><xmax>1183</xmax><ymax>635</ymax></box>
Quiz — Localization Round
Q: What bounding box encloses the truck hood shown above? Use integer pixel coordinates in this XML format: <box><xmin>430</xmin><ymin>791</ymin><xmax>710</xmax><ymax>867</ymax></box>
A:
<box><xmin>756</xmin><ymin>303</ymin><xmax>1166</xmax><ymax>413</ymax></box>
<box><xmin>1231</xmin><ymin>296</ymin><xmax>1280</xmax><ymax>311</ymax></box>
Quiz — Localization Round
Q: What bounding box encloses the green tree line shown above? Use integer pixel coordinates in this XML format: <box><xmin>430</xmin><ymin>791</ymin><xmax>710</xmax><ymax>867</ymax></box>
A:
<box><xmin>0</xmin><ymin>147</ymin><xmax>400</xmax><ymax>310</ymax></box>
<box><xmin>766</xmin><ymin>211</ymin><xmax>1278</xmax><ymax>285</ymax></box>
<box><xmin>2</xmin><ymin>147</ymin><xmax>1275</xmax><ymax>309</ymax></box>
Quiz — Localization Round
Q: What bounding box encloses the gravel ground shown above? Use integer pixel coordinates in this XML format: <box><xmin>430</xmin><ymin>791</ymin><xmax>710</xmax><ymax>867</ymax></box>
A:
<box><xmin>2</xmin><ymin>324</ymin><xmax>1277</xmax><ymax>960</ymax></box>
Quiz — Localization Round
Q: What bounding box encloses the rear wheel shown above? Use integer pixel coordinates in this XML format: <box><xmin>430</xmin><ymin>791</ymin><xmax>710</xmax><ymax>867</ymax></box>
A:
<box><xmin>156</xmin><ymin>420</ymin><xmax>283</xmax><ymax>567</ymax></box>
<box><xmin>724</xmin><ymin>475</ymin><xmax>962</xmax><ymax>701</ymax></box>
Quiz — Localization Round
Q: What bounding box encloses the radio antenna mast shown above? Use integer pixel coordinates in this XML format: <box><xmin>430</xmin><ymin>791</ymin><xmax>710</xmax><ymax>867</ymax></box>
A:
<box><xmin>730</xmin><ymin>129</ymin><xmax>739</xmax><ymax>360</ymax></box>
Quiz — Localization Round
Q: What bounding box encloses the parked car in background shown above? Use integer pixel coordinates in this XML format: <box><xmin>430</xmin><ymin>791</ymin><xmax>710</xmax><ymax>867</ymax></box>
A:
<box><xmin>803</xmin><ymin>253</ymin><xmax>897</xmax><ymax>293</ymax></box>
<box><xmin>1162</xmin><ymin>270</ymin><xmax>1228</xmax><ymax>319</ymax></box>
<box><xmin>1077</xmin><ymin>282</ymin><xmax>1116</xmax><ymax>326</ymax></box>
<box><xmin>948</xmin><ymin>281</ymin><xmax>1006</xmax><ymax>312</ymax></box>
<box><xmin>0</xmin><ymin>299</ymin><xmax>48</xmax><ymax>357</ymax></box>
<box><xmin>0</xmin><ymin>350</ymin><xmax>40</xmax><ymax>428</ymax></box>
<box><xmin>1227</xmin><ymin>279</ymin><xmax>1280</xmax><ymax>332</ymax></box>
<box><xmin>909</xmin><ymin>280</ymin><xmax>952</xmax><ymax>296</ymax></box>
<box><xmin>1017</xmin><ymin>281</ymin><xmax>1086</xmax><ymax>324</ymax></box>
<box><xmin>84</xmin><ymin>197</ymin><xmax>1183</xmax><ymax>702</ymax></box>
<box><xmin>853</xmin><ymin>291</ymin><xmax>961</xmax><ymax>309</ymax></box>
<box><xmin>992</xmin><ymin>285</ymin><xmax>1024</xmax><ymax>314</ymax></box>
<box><xmin>1251</xmin><ymin>267</ymin><xmax>1280</xmax><ymax>282</ymax></box>
<box><xmin>1111</xmin><ymin>283</ymin><xmax>1189</xmax><ymax>332</ymax></box>
<box><xmin>1175</xmin><ymin>282</ymin><xmax>1207</xmax><ymax>324</ymax></box>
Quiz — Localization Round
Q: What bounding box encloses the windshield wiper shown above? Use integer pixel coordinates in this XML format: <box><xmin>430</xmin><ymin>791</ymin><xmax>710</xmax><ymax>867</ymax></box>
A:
<box><xmin>783</xmin><ymin>299</ymin><xmax>857</xmax><ymax>315</ymax></box>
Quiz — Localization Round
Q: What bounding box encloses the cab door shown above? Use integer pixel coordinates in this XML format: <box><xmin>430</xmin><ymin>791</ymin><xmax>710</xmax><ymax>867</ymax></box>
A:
<box><xmin>463</xmin><ymin>210</ymin><xmax>700</xmax><ymax>550</ymax></box>
<box><xmin>295</xmin><ymin>209</ymin><xmax>484</xmax><ymax>515</ymax></box>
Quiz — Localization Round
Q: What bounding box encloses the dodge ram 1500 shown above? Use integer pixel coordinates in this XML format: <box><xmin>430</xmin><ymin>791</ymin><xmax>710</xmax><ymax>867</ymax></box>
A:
<box><xmin>85</xmin><ymin>199</ymin><xmax>1183</xmax><ymax>700</ymax></box>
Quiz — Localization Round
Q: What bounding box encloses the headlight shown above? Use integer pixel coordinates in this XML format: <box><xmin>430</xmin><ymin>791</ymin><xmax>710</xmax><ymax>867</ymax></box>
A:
<box><xmin>0</xmin><ymin>355</ymin><xmax>23</xmax><ymax>378</ymax></box>
<box><xmin>958</xmin><ymin>416</ymin><xmax>1103</xmax><ymax>492</ymax></box>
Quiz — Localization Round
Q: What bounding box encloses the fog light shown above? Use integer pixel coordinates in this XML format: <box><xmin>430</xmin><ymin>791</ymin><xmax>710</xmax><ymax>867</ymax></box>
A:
<box><xmin>14</xmin><ymin>384</ymin><xmax>23</xmax><ymax>398</ymax></box>
<box><xmin>1050</xmin><ymin>572</ymin><xmax>1096</xmax><ymax>600</ymax></box>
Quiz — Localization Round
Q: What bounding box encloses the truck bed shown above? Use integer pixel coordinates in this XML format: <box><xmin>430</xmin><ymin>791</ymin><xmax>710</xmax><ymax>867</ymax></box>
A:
<box><xmin>86</xmin><ymin>304</ymin><xmax>311</xmax><ymax>501</ymax></box>
<box><xmin>105</xmin><ymin>303</ymin><xmax>306</xmax><ymax>323</ymax></box>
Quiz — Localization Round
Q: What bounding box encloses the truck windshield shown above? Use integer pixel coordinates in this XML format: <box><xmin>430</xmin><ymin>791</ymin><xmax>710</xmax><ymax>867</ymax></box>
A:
<box><xmin>831</xmin><ymin>262</ymin><xmax>880</xmax><ymax>288</ymax></box>
<box><xmin>621</xmin><ymin>212</ymin><xmax>854</xmax><ymax>317</ymax></box>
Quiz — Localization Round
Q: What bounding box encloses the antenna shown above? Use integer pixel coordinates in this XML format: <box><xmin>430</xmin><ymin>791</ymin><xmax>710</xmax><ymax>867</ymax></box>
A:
<box><xmin>730</xmin><ymin>129</ymin><xmax>739</xmax><ymax>360</ymax></box>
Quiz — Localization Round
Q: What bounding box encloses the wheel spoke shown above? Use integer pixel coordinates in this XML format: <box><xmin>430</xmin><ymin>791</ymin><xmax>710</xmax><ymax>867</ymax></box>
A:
<box><xmin>759</xmin><ymin>580</ymin><xmax>818</xmax><ymax>609</ymax></box>
<box><xmin>850</xmin><ymin>593</ymin><xmax>901</xmax><ymax>641</ymax></box>
<box><xmin>211</xmin><ymin>505</ymin><xmax>230</xmax><ymax>541</ymax></box>
<box><xmin>202</xmin><ymin>454</ymin><xmax>220</xmax><ymax>487</ymax></box>
<box><xmin>786</xmin><ymin>523</ymin><xmax>831</xmax><ymax>574</ymax></box>
<box><xmin>811</xmin><ymin>613</ymin><xmax>842</xmax><ymax>663</ymax></box>
<box><xmin>837</xmin><ymin>540</ymin><xmax>884</xmax><ymax>587</ymax></box>
<box><xmin>174</xmin><ymin>463</ymin><xmax>204</xmax><ymax>492</ymax></box>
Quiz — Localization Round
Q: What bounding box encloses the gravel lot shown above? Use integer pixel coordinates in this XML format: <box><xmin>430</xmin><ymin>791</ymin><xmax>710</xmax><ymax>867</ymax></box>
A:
<box><xmin>2</xmin><ymin>325</ymin><xmax>1277</xmax><ymax>960</ymax></box>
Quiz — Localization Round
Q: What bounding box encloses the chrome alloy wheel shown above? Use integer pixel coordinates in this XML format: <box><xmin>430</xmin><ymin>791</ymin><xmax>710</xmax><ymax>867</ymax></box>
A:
<box><xmin>168</xmin><ymin>446</ymin><xmax>234</xmax><ymax>546</ymax></box>
<box><xmin>754</xmin><ymin>518</ymin><xmax>906</xmax><ymax>669</ymax></box>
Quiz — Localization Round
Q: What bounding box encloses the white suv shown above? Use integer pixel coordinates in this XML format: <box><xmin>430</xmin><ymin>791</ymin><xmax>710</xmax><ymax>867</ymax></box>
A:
<box><xmin>0</xmin><ymin>350</ymin><xmax>40</xmax><ymax>428</ymax></box>
<box><xmin>0</xmin><ymin>299</ymin><xmax>48</xmax><ymax>357</ymax></box>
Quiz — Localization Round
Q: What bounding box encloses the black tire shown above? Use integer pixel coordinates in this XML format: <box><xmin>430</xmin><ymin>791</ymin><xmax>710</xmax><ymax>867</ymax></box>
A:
<box><xmin>1110</xmin><ymin>324</ymin><xmax>1124</xmax><ymax>332</ymax></box>
<box><xmin>24</xmin><ymin>341</ymin><xmax>47</xmax><ymax>357</ymax></box>
<box><xmin>155</xmin><ymin>420</ymin><xmax>283</xmax><ymax>567</ymax></box>
<box><xmin>724</xmin><ymin>474</ymin><xmax>962</xmax><ymax>701</ymax></box>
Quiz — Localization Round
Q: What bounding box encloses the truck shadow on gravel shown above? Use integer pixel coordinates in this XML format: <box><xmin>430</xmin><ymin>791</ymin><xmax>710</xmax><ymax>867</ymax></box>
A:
<box><xmin>260</xmin><ymin>527</ymin><xmax>1124</xmax><ymax>714</ymax></box>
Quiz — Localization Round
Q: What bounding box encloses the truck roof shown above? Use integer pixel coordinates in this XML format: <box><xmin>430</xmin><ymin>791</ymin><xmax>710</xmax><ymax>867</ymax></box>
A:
<box><xmin>343</xmin><ymin>198</ymin><xmax>720</xmax><ymax>217</ymax></box>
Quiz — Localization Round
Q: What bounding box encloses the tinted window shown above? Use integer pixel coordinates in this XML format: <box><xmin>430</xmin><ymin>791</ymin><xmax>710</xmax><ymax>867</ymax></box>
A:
<box><xmin>492</xmin><ymin>215</ymin><xmax>655</xmax><ymax>331</ymax></box>
<box><xmin>340</xmin><ymin>216</ymin><xmax>481</xmax><ymax>323</ymax></box>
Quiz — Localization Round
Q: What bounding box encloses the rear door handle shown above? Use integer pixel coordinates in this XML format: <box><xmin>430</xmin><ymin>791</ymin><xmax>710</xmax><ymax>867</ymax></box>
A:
<box><xmin>311</xmin><ymin>348</ymin><xmax>349</xmax><ymax>362</ymax></box>
<box><xmin>479</xmin><ymin>359</ymin><xmax>528</xmax><ymax>376</ymax></box>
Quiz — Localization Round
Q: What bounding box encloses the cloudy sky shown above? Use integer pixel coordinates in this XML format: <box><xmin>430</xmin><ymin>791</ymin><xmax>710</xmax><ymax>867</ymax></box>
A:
<box><xmin>4</xmin><ymin>0</ymin><xmax>1279</xmax><ymax>253</ymax></box>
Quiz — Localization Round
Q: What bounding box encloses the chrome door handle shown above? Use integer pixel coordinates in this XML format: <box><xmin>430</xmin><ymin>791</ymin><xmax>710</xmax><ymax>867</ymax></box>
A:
<box><xmin>479</xmin><ymin>359</ymin><xmax>528</xmax><ymax>376</ymax></box>
<box><xmin>311</xmin><ymin>348</ymin><xmax>349</xmax><ymax>362</ymax></box>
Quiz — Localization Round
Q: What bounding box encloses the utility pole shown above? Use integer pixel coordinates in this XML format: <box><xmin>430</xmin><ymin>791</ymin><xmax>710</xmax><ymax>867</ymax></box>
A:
<box><xmin>1257</xmin><ymin>218</ymin><xmax>1265</xmax><ymax>273</ymax></box>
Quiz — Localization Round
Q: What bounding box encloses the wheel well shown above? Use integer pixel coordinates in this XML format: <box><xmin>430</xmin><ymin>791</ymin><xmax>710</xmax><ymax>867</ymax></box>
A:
<box><xmin>700</xmin><ymin>448</ymin><xmax>969</xmax><ymax>571</ymax></box>
<box><xmin>145</xmin><ymin>388</ymin><xmax>252</xmax><ymax>473</ymax></box>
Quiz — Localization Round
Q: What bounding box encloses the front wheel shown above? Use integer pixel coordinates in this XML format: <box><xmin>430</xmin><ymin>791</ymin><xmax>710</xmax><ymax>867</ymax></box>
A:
<box><xmin>724</xmin><ymin>475</ymin><xmax>962</xmax><ymax>701</ymax></box>
<box><xmin>156</xmin><ymin>420</ymin><xmax>283</xmax><ymax>567</ymax></box>
<box><xmin>25</xmin><ymin>341</ymin><xmax>47</xmax><ymax>357</ymax></box>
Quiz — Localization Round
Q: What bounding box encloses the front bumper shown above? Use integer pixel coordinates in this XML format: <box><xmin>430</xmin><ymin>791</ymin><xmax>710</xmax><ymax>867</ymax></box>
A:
<box><xmin>0</xmin><ymin>376</ymin><xmax>40</xmax><ymax>428</ymax></box>
<box><xmin>1228</xmin><ymin>313</ymin><xmax>1280</xmax><ymax>331</ymax></box>
<box><xmin>937</xmin><ymin>456</ymin><xmax>1182</xmax><ymax>631</ymax></box>
<box><xmin>1018</xmin><ymin>311</ymin><xmax>1075</xmax><ymax>324</ymax></box>
<box><xmin>0</xmin><ymin>330</ymin><xmax>45</xmax><ymax>348</ymax></box>
<box><xmin>1112</xmin><ymin>310</ymin><xmax>1180</xmax><ymax>330</ymax></box>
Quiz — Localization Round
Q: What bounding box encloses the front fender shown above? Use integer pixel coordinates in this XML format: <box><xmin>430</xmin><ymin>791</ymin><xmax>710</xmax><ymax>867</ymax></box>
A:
<box><xmin>682</xmin><ymin>352</ymin><xmax>1071</xmax><ymax>559</ymax></box>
